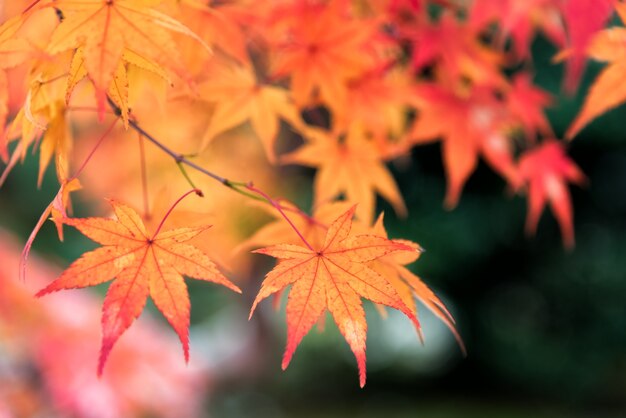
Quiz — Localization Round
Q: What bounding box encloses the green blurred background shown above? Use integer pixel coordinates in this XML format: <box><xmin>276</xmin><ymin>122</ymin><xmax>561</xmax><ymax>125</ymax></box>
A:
<box><xmin>1</xmin><ymin>37</ymin><xmax>626</xmax><ymax>417</ymax></box>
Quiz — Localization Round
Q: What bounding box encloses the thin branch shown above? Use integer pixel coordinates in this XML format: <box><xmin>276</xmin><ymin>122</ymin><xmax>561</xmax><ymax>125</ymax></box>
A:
<box><xmin>138</xmin><ymin>131</ymin><xmax>150</xmax><ymax>220</ymax></box>
<box><xmin>73</xmin><ymin>118</ymin><xmax>118</xmax><ymax>178</ymax></box>
<box><xmin>106</xmin><ymin>98</ymin><xmax>322</xmax><ymax>245</ymax></box>
<box><xmin>247</xmin><ymin>182</ymin><xmax>315</xmax><ymax>251</ymax></box>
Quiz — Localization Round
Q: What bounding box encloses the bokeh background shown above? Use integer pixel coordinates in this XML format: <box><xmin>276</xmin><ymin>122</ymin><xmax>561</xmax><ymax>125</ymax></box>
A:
<box><xmin>2</xmin><ymin>19</ymin><xmax>626</xmax><ymax>418</ymax></box>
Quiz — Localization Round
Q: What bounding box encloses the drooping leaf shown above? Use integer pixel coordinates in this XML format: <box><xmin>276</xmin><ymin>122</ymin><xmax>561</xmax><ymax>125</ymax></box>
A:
<box><xmin>66</xmin><ymin>47</ymin><xmax>131</xmax><ymax>127</ymax></box>
<box><xmin>36</xmin><ymin>199</ymin><xmax>241</xmax><ymax>375</ymax></box>
<box><xmin>0</xmin><ymin>14</ymin><xmax>32</xmax><ymax>153</ymax></box>
<box><xmin>250</xmin><ymin>206</ymin><xmax>420</xmax><ymax>387</ymax></box>
<box><xmin>559</xmin><ymin>0</ymin><xmax>615</xmax><ymax>93</ymax></box>
<box><xmin>566</xmin><ymin>3</ymin><xmax>626</xmax><ymax>139</ymax></box>
<box><xmin>518</xmin><ymin>140</ymin><xmax>586</xmax><ymax>248</ymax></box>
<box><xmin>19</xmin><ymin>178</ymin><xmax>82</xmax><ymax>282</ymax></box>
<box><xmin>2</xmin><ymin>57</ymin><xmax>74</xmax><ymax>186</ymax></box>
<box><xmin>368</xmin><ymin>214</ymin><xmax>465</xmax><ymax>353</ymax></box>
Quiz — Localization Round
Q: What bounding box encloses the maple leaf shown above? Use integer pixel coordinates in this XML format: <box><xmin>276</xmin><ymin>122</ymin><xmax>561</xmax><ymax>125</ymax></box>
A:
<box><xmin>334</xmin><ymin>65</ymin><xmax>411</xmax><ymax>139</ymax></box>
<box><xmin>506</xmin><ymin>73</ymin><xmax>553</xmax><ymax>140</ymax></box>
<box><xmin>559</xmin><ymin>0</ymin><xmax>616</xmax><ymax>93</ymax></box>
<box><xmin>0</xmin><ymin>15</ymin><xmax>32</xmax><ymax>154</ymax></box>
<box><xmin>250</xmin><ymin>206</ymin><xmax>420</xmax><ymax>387</ymax></box>
<box><xmin>518</xmin><ymin>140</ymin><xmax>586</xmax><ymax>248</ymax></box>
<box><xmin>269</xmin><ymin>1</ymin><xmax>381</xmax><ymax>108</ymax></box>
<box><xmin>405</xmin><ymin>13</ymin><xmax>505</xmax><ymax>87</ymax></box>
<box><xmin>19</xmin><ymin>177</ymin><xmax>82</xmax><ymax>282</ymax></box>
<box><xmin>36</xmin><ymin>198</ymin><xmax>241</xmax><ymax>374</ymax></box>
<box><xmin>469</xmin><ymin>0</ymin><xmax>565</xmax><ymax>59</ymax></box>
<box><xmin>411</xmin><ymin>84</ymin><xmax>519</xmax><ymax>208</ymax></box>
<box><xmin>282</xmin><ymin>124</ymin><xmax>407</xmax><ymax>225</ymax></box>
<box><xmin>0</xmin><ymin>15</ymin><xmax>31</xmax><ymax>71</ymax></box>
<box><xmin>44</xmin><ymin>0</ymin><xmax>207</xmax><ymax>115</ymax></box>
<box><xmin>1</xmin><ymin>57</ymin><xmax>74</xmax><ymax>187</ymax></box>
<box><xmin>566</xmin><ymin>2</ymin><xmax>626</xmax><ymax>139</ymax></box>
<box><xmin>66</xmin><ymin>47</ymin><xmax>132</xmax><ymax>127</ymax></box>
<box><xmin>198</xmin><ymin>60</ymin><xmax>302</xmax><ymax>162</ymax></box>
<box><xmin>170</xmin><ymin>0</ymin><xmax>250</xmax><ymax>68</ymax></box>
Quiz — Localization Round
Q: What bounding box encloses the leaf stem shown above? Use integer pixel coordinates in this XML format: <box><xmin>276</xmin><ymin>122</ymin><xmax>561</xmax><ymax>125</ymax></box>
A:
<box><xmin>151</xmin><ymin>188</ymin><xmax>204</xmax><ymax>239</ymax></box>
<box><xmin>246</xmin><ymin>183</ymin><xmax>315</xmax><ymax>251</ymax></box>
<box><xmin>138</xmin><ymin>132</ymin><xmax>150</xmax><ymax>220</ymax></box>
<box><xmin>177</xmin><ymin>161</ymin><xmax>198</xmax><ymax>190</ymax></box>
<box><xmin>72</xmin><ymin>118</ymin><xmax>118</xmax><ymax>179</ymax></box>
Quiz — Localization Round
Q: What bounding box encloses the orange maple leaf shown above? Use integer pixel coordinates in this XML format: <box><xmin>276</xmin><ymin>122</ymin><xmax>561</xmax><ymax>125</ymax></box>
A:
<box><xmin>44</xmin><ymin>0</ymin><xmax>207</xmax><ymax>115</ymax></box>
<box><xmin>198</xmin><ymin>60</ymin><xmax>302</xmax><ymax>162</ymax></box>
<box><xmin>518</xmin><ymin>140</ymin><xmax>586</xmax><ymax>248</ymax></box>
<box><xmin>250</xmin><ymin>206</ymin><xmax>420</xmax><ymax>387</ymax></box>
<box><xmin>36</xmin><ymin>198</ymin><xmax>241</xmax><ymax>375</ymax></box>
<box><xmin>269</xmin><ymin>1</ymin><xmax>380</xmax><ymax>108</ymax></box>
<box><xmin>334</xmin><ymin>66</ymin><xmax>411</xmax><ymax>139</ymax></box>
<box><xmin>282</xmin><ymin>124</ymin><xmax>407</xmax><ymax>224</ymax></box>
<box><xmin>566</xmin><ymin>2</ymin><xmax>626</xmax><ymax>139</ymax></box>
<box><xmin>172</xmin><ymin>0</ymin><xmax>250</xmax><ymax>68</ymax></box>
<box><xmin>506</xmin><ymin>73</ymin><xmax>553</xmax><ymax>140</ymax></box>
<box><xmin>1</xmin><ymin>57</ymin><xmax>75</xmax><ymax>187</ymax></box>
<box><xmin>0</xmin><ymin>15</ymin><xmax>32</xmax><ymax>154</ymax></box>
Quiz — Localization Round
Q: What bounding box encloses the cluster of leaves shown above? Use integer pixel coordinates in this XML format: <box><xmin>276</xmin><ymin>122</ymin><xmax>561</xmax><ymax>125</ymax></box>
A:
<box><xmin>0</xmin><ymin>0</ymin><xmax>622</xmax><ymax>387</ymax></box>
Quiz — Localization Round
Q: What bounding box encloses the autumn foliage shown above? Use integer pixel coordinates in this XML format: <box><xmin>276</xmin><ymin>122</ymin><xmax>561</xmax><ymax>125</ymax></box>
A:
<box><xmin>0</xmin><ymin>0</ymin><xmax>621</xmax><ymax>389</ymax></box>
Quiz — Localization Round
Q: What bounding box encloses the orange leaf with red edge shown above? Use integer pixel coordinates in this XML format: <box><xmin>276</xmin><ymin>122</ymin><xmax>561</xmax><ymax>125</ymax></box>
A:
<box><xmin>518</xmin><ymin>140</ymin><xmax>586</xmax><ymax>248</ymax></box>
<box><xmin>566</xmin><ymin>2</ymin><xmax>626</xmax><ymax>139</ymax></box>
<box><xmin>250</xmin><ymin>206</ymin><xmax>420</xmax><ymax>387</ymax></box>
<box><xmin>36</xmin><ymin>199</ymin><xmax>240</xmax><ymax>375</ymax></box>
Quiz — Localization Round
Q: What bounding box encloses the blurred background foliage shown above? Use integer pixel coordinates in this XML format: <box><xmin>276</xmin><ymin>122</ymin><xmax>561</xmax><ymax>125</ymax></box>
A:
<box><xmin>1</xmin><ymin>32</ymin><xmax>626</xmax><ymax>418</ymax></box>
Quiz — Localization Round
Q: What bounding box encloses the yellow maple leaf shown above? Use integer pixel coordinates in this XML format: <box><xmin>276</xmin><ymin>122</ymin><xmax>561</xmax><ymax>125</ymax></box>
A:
<box><xmin>282</xmin><ymin>123</ymin><xmax>407</xmax><ymax>224</ymax></box>
<box><xmin>45</xmin><ymin>0</ymin><xmax>207</xmax><ymax>114</ymax></box>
